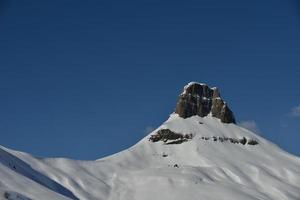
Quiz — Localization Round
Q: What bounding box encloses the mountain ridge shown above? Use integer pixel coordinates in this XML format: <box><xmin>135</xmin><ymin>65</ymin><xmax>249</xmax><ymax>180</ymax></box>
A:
<box><xmin>1</xmin><ymin>82</ymin><xmax>300</xmax><ymax>200</ymax></box>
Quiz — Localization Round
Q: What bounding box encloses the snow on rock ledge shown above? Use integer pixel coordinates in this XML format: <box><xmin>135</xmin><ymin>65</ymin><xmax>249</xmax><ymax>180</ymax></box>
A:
<box><xmin>175</xmin><ymin>82</ymin><xmax>236</xmax><ymax>123</ymax></box>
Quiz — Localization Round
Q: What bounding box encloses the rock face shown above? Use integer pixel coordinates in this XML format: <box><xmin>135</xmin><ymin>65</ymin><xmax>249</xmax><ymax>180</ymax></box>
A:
<box><xmin>175</xmin><ymin>82</ymin><xmax>236</xmax><ymax>123</ymax></box>
<box><xmin>149</xmin><ymin>129</ymin><xmax>193</xmax><ymax>144</ymax></box>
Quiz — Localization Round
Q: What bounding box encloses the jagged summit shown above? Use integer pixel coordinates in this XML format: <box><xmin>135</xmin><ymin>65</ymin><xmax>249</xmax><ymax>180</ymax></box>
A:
<box><xmin>175</xmin><ymin>82</ymin><xmax>236</xmax><ymax>123</ymax></box>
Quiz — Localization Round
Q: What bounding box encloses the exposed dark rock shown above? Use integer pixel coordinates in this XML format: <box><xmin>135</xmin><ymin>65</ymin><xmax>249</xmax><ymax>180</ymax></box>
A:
<box><xmin>239</xmin><ymin>137</ymin><xmax>247</xmax><ymax>145</ymax></box>
<box><xmin>4</xmin><ymin>192</ymin><xmax>32</xmax><ymax>200</ymax></box>
<box><xmin>229</xmin><ymin>138</ymin><xmax>239</xmax><ymax>144</ymax></box>
<box><xmin>149</xmin><ymin>129</ymin><xmax>193</xmax><ymax>143</ymax></box>
<box><xmin>185</xmin><ymin>134</ymin><xmax>193</xmax><ymax>139</ymax></box>
<box><xmin>4</xmin><ymin>192</ymin><xmax>9</xmax><ymax>199</ymax></box>
<box><xmin>199</xmin><ymin>135</ymin><xmax>258</xmax><ymax>146</ymax></box>
<box><xmin>247</xmin><ymin>139</ymin><xmax>259</xmax><ymax>145</ymax></box>
<box><xmin>175</xmin><ymin>82</ymin><xmax>236</xmax><ymax>124</ymax></box>
<box><xmin>219</xmin><ymin>105</ymin><xmax>236</xmax><ymax>124</ymax></box>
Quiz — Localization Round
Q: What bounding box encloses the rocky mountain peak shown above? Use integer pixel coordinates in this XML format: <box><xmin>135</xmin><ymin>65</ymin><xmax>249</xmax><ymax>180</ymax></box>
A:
<box><xmin>175</xmin><ymin>82</ymin><xmax>236</xmax><ymax>123</ymax></box>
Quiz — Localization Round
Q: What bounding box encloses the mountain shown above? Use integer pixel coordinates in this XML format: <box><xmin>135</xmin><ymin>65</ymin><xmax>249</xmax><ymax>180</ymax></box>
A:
<box><xmin>1</xmin><ymin>82</ymin><xmax>300</xmax><ymax>200</ymax></box>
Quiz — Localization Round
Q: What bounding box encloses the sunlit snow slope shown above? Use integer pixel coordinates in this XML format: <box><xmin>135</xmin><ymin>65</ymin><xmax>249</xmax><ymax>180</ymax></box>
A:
<box><xmin>1</xmin><ymin>81</ymin><xmax>300</xmax><ymax>200</ymax></box>
<box><xmin>1</xmin><ymin>114</ymin><xmax>300</xmax><ymax>200</ymax></box>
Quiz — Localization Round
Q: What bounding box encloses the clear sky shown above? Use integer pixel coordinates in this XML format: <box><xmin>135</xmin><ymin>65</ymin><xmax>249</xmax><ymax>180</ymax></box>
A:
<box><xmin>1</xmin><ymin>0</ymin><xmax>300</xmax><ymax>160</ymax></box>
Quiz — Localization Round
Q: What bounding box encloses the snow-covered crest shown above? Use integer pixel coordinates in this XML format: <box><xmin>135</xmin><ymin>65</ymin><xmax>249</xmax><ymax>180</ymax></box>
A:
<box><xmin>1</xmin><ymin>82</ymin><xmax>300</xmax><ymax>200</ymax></box>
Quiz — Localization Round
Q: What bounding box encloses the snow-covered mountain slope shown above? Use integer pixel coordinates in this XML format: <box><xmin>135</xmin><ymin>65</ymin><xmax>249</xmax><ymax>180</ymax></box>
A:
<box><xmin>1</xmin><ymin>114</ymin><xmax>300</xmax><ymax>200</ymax></box>
<box><xmin>1</xmin><ymin>83</ymin><xmax>300</xmax><ymax>200</ymax></box>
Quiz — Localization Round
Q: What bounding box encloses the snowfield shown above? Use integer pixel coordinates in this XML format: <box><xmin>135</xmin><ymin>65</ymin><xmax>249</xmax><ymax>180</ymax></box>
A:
<box><xmin>1</xmin><ymin>114</ymin><xmax>300</xmax><ymax>200</ymax></box>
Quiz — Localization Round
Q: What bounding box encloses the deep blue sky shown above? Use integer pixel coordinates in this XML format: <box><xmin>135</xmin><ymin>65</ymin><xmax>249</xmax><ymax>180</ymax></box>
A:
<box><xmin>1</xmin><ymin>0</ymin><xmax>300</xmax><ymax>160</ymax></box>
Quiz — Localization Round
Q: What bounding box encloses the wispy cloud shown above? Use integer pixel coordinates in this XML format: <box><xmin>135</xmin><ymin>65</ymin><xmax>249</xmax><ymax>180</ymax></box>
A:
<box><xmin>238</xmin><ymin>120</ymin><xmax>260</xmax><ymax>134</ymax></box>
<box><xmin>289</xmin><ymin>104</ymin><xmax>300</xmax><ymax>117</ymax></box>
<box><xmin>143</xmin><ymin>126</ymin><xmax>155</xmax><ymax>135</ymax></box>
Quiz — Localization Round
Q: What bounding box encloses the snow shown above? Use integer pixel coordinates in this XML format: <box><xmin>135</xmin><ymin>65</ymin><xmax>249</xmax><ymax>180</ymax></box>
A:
<box><xmin>185</xmin><ymin>81</ymin><xmax>207</xmax><ymax>88</ymax></box>
<box><xmin>1</xmin><ymin>114</ymin><xmax>300</xmax><ymax>200</ymax></box>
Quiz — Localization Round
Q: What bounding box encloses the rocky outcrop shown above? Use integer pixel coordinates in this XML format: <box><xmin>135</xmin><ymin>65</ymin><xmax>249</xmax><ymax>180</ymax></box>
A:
<box><xmin>200</xmin><ymin>136</ymin><xmax>259</xmax><ymax>145</ymax></box>
<box><xmin>175</xmin><ymin>82</ymin><xmax>236</xmax><ymax>123</ymax></box>
<box><xmin>149</xmin><ymin>129</ymin><xmax>193</xmax><ymax>144</ymax></box>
